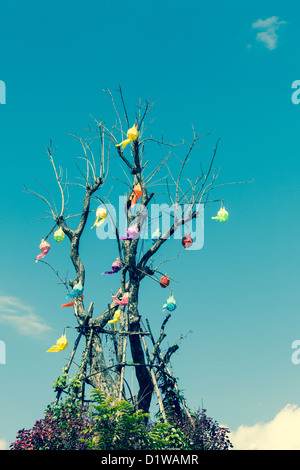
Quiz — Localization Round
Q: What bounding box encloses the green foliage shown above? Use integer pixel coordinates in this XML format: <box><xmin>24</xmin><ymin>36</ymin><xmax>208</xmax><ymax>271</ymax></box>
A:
<box><xmin>52</xmin><ymin>367</ymin><xmax>68</xmax><ymax>391</ymax></box>
<box><xmin>82</xmin><ymin>390</ymin><xmax>151</xmax><ymax>450</ymax></box>
<box><xmin>148</xmin><ymin>422</ymin><xmax>189</xmax><ymax>450</ymax></box>
<box><xmin>52</xmin><ymin>368</ymin><xmax>83</xmax><ymax>399</ymax></box>
<box><xmin>11</xmin><ymin>390</ymin><xmax>233</xmax><ymax>450</ymax></box>
<box><xmin>81</xmin><ymin>390</ymin><xmax>190</xmax><ymax>450</ymax></box>
<box><xmin>158</xmin><ymin>373</ymin><xmax>186</xmax><ymax>423</ymax></box>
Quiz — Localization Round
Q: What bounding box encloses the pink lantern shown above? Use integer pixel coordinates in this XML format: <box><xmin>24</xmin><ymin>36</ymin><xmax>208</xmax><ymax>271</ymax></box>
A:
<box><xmin>35</xmin><ymin>239</ymin><xmax>51</xmax><ymax>262</ymax></box>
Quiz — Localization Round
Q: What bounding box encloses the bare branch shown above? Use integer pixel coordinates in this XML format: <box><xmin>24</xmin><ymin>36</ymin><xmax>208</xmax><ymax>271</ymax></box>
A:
<box><xmin>144</xmin><ymin>151</ymin><xmax>173</xmax><ymax>185</ymax></box>
<box><xmin>117</xmin><ymin>85</ymin><xmax>130</xmax><ymax>128</ymax></box>
<box><xmin>47</xmin><ymin>143</ymin><xmax>65</xmax><ymax>217</ymax></box>
<box><xmin>23</xmin><ymin>184</ymin><xmax>56</xmax><ymax>219</ymax></box>
<box><xmin>38</xmin><ymin>260</ymin><xmax>70</xmax><ymax>291</ymax></box>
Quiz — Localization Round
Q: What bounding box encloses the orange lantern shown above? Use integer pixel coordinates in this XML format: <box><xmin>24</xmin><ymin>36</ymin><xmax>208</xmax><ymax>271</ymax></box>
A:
<box><xmin>61</xmin><ymin>295</ymin><xmax>84</xmax><ymax>308</ymax></box>
<box><xmin>129</xmin><ymin>183</ymin><xmax>142</xmax><ymax>208</ymax></box>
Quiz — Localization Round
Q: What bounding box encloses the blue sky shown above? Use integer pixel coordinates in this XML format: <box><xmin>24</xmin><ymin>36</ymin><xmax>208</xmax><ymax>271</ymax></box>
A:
<box><xmin>1</xmin><ymin>0</ymin><xmax>300</xmax><ymax>450</ymax></box>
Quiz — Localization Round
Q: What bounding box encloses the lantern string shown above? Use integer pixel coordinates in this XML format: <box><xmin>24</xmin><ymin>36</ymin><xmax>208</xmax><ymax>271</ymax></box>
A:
<box><xmin>44</xmin><ymin>222</ymin><xmax>59</xmax><ymax>241</ymax></box>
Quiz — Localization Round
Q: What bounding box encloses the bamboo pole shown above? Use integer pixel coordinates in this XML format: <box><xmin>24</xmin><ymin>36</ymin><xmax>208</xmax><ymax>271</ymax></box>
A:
<box><xmin>139</xmin><ymin>322</ymin><xmax>167</xmax><ymax>423</ymax></box>
<box><xmin>54</xmin><ymin>303</ymin><xmax>94</xmax><ymax>405</ymax></box>
<box><xmin>146</xmin><ymin>318</ymin><xmax>193</xmax><ymax>423</ymax></box>
<box><xmin>79</xmin><ymin>327</ymin><xmax>94</xmax><ymax>404</ymax></box>
<box><xmin>118</xmin><ymin>312</ymin><xmax>128</xmax><ymax>401</ymax></box>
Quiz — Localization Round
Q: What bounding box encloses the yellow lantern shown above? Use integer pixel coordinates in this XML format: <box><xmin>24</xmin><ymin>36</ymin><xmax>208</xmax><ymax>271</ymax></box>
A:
<box><xmin>115</xmin><ymin>125</ymin><xmax>139</xmax><ymax>150</ymax></box>
<box><xmin>47</xmin><ymin>333</ymin><xmax>68</xmax><ymax>353</ymax></box>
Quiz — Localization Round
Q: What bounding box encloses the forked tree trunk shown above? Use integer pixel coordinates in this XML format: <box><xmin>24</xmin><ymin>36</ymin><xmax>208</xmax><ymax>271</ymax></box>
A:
<box><xmin>127</xmin><ymin>274</ymin><xmax>154</xmax><ymax>413</ymax></box>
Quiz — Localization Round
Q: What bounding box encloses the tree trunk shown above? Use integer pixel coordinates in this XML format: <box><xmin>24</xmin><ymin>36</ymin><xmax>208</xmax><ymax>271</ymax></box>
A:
<box><xmin>127</xmin><ymin>269</ymin><xmax>154</xmax><ymax>414</ymax></box>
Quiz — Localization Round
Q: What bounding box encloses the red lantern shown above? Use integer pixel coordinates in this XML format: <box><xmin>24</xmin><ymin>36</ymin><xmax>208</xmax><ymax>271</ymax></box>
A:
<box><xmin>160</xmin><ymin>275</ymin><xmax>170</xmax><ymax>288</ymax></box>
<box><xmin>182</xmin><ymin>233</ymin><xmax>193</xmax><ymax>249</ymax></box>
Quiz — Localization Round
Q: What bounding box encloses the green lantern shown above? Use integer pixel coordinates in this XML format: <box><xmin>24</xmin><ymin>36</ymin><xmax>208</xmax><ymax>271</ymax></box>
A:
<box><xmin>211</xmin><ymin>207</ymin><xmax>229</xmax><ymax>222</ymax></box>
<box><xmin>54</xmin><ymin>227</ymin><xmax>65</xmax><ymax>242</ymax></box>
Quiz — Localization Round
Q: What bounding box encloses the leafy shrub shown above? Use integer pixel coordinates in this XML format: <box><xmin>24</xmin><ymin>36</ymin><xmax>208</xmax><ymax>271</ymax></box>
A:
<box><xmin>10</xmin><ymin>391</ymin><xmax>233</xmax><ymax>450</ymax></box>
<box><xmin>167</xmin><ymin>409</ymin><xmax>233</xmax><ymax>450</ymax></box>
<box><xmin>148</xmin><ymin>422</ymin><xmax>190</xmax><ymax>450</ymax></box>
<box><xmin>82</xmin><ymin>389</ymin><xmax>151</xmax><ymax>450</ymax></box>
<box><xmin>10</xmin><ymin>398</ymin><xmax>91</xmax><ymax>450</ymax></box>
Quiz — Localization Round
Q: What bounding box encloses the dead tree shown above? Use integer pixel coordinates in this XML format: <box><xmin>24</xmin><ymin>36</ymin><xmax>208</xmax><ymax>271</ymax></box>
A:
<box><xmin>25</xmin><ymin>87</ymin><xmax>250</xmax><ymax>421</ymax></box>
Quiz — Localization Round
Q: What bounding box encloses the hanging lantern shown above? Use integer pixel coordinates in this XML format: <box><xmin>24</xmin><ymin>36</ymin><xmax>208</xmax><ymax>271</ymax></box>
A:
<box><xmin>162</xmin><ymin>294</ymin><xmax>177</xmax><ymax>312</ymax></box>
<box><xmin>112</xmin><ymin>292</ymin><xmax>129</xmax><ymax>306</ymax></box>
<box><xmin>61</xmin><ymin>295</ymin><xmax>84</xmax><ymax>308</ymax></box>
<box><xmin>91</xmin><ymin>207</ymin><xmax>108</xmax><ymax>229</ymax></box>
<box><xmin>107</xmin><ymin>310</ymin><xmax>121</xmax><ymax>330</ymax></box>
<box><xmin>102</xmin><ymin>258</ymin><xmax>122</xmax><ymax>275</ymax></box>
<box><xmin>212</xmin><ymin>207</ymin><xmax>229</xmax><ymax>222</ymax></box>
<box><xmin>152</xmin><ymin>227</ymin><xmax>161</xmax><ymax>241</ymax></box>
<box><xmin>35</xmin><ymin>239</ymin><xmax>51</xmax><ymax>263</ymax></box>
<box><xmin>182</xmin><ymin>233</ymin><xmax>193</xmax><ymax>249</ymax></box>
<box><xmin>65</xmin><ymin>281</ymin><xmax>84</xmax><ymax>299</ymax></box>
<box><xmin>46</xmin><ymin>333</ymin><xmax>68</xmax><ymax>352</ymax></box>
<box><xmin>119</xmin><ymin>223</ymin><xmax>140</xmax><ymax>240</ymax></box>
<box><xmin>160</xmin><ymin>275</ymin><xmax>170</xmax><ymax>288</ymax></box>
<box><xmin>54</xmin><ymin>227</ymin><xmax>65</xmax><ymax>242</ymax></box>
<box><xmin>129</xmin><ymin>183</ymin><xmax>142</xmax><ymax>208</ymax></box>
<box><xmin>115</xmin><ymin>124</ymin><xmax>139</xmax><ymax>150</ymax></box>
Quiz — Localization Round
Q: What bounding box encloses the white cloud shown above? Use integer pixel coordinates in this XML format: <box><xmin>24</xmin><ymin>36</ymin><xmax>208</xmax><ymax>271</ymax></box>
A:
<box><xmin>0</xmin><ymin>438</ymin><xmax>7</xmax><ymax>450</ymax></box>
<box><xmin>0</xmin><ymin>295</ymin><xmax>52</xmax><ymax>336</ymax></box>
<box><xmin>231</xmin><ymin>404</ymin><xmax>300</xmax><ymax>450</ymax></box>
<box><xmin>251</xmin><ymin>16</ymin><xmax>286</xmax><ymax>50</ymax></box>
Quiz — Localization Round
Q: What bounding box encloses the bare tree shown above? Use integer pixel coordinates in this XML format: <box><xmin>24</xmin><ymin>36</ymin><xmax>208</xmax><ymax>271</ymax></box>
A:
<box><xmin>25</xmin><ymin>87</ymin><xmax>250</xmax><ymax>421</ymax></box>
